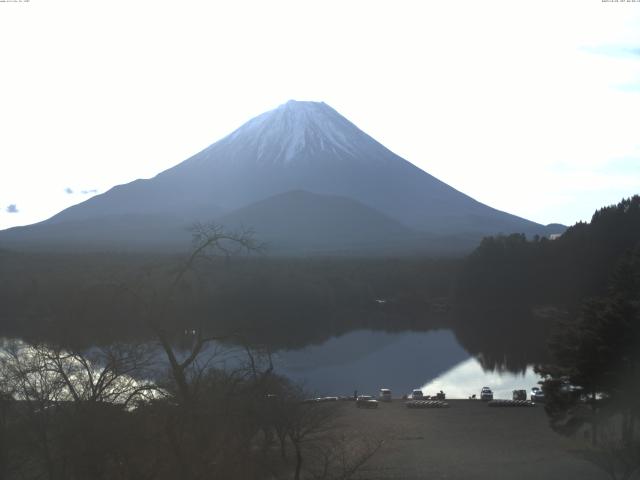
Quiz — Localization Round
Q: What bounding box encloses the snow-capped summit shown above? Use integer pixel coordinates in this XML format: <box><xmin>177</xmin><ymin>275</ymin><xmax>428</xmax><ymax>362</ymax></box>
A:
<box><xmin>190</xmin><ymin>99</ymin><xmax>394</xmax><ymax>168</ymax></box>
<box><xmin>224</xmin><ymin>100</ymin><xmax>359</xmax><ymax>163</ymax></box>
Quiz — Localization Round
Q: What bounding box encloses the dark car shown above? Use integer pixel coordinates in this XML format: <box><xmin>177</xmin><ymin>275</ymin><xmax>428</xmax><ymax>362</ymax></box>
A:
<box><xmin>411</xmin><ymin>389</ymin><xmax>424</xmax><ymax>400</ymax></box>
<box><xmin>481</xmin><ymin>387</ymin><xmax>493</xmax><ymax>401</ymax></box>
<box><xmin>513</xmin><ymin>389</ymin><xmax>527</xmax><ymax>401</ymax></box>
<box><xmin>379</xmin><ymin>388</ymin><xmax>392</xmax><ymax>402</ymax></box>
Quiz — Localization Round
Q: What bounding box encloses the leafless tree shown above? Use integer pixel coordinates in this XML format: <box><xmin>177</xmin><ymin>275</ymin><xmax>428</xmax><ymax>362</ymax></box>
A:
<box><xmin>307</xmin><ymin>433</ymin><xmax>384</xmax><ymax>480</ymax></box>
<box><xmin>41</xmin><ymin>342</ymin><xmax>159</xmax><ymax>408</ymax></box>
<box><xmin>118</xmin><ymin>223</ymin><xmax>261</xmax><ymax>406</ymax></box>
<box><xmin>1</xmin><ymin>341</ymin><xmax>68</xmax><ymax>479</ymax></box>
<box><xmin>121</xmin><ymin>223</ymin><xmax>265</xmax><ymax>479</ymax></box>
<box><xmin>283</xmin><ymin>399</ymin><xmax>341</xmax><ymax>480</ymax></box>
<box><xmin>264</xmin><ymin>391</ymin><xmax>383</xmax><ymax>480</ymax></box>
<box><xmin>0</xmin><ymin>340</ymin><xmax>161</xmax><ymax>480</ymax></box>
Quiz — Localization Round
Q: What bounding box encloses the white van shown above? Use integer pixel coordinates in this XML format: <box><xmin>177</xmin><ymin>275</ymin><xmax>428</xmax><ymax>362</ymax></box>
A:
<box><xmin>411</xmin><ymin>389</ymin><xmax>424</xmax><ymax>400</ymax></box>
<box><xmin>379</xmin><ymin>388</ymin><xmax>392</xmax><ymax>402</ymax></box>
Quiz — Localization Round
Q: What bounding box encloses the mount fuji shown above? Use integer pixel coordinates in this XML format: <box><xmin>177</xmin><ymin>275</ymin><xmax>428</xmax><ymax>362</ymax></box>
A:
<box><xmin>0</xmin><ymin>100</ymin><xmax>561</xmax><ymax>254</ymax></box>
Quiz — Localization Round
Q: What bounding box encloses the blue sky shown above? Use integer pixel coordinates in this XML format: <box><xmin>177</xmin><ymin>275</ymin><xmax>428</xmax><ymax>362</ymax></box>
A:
<box><xmin>0</xmin><ymin>0</ymin><xmax>638</xmax><ymax>230</ymax></box>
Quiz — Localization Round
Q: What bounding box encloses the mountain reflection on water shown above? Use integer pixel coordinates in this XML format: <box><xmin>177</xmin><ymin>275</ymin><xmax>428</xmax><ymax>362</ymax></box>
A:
<box><xmin>273</xmin><ymin>329</ymin><xmax>541</xmax><ymax>398</ymax></box>
<box><xmin>1</xmin><ymin>324</ymin><xmax>544</xmax><ymax>399</ymax></box>
<box><xmin>422</xmin><ymin>358</ymin><xmax>541</xmax><ymax>399</ymax></box>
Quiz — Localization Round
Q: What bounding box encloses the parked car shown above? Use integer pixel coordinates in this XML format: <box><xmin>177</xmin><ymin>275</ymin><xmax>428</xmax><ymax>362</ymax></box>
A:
<box><xmin>530</xmin><ymin>387</ymin><xmax>545</xmax><ymax>402</ymax></box>
<box><xmin>512</xmin><ymin>389</ymin><xmax>527</xmax><ymax>401</ymax></box>
<box><xmin>480</xmin><ymin>387</ymin><xmax>493</xmax><ymax>401</ymax></box>
<box><xmin>411</xmin><ymin>389</ymin><xmax>424</xmax><ymax>400</ymax></box>
<box><xmin>379</xmin><ymin>388</ymin><xmax>392</xmax><ymax>402</ymax></box>
<box><xmin>355</xmin><ymin>395</ymin><xmax>379</xmax><ymax>408</ymax></box>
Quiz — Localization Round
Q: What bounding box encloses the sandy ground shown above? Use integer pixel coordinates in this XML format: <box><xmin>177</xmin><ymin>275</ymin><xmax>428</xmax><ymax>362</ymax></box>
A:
<box><xmin>334</xmin><ymin>399</ymin><xmax>605</xmax><ymax>480</ymax></box>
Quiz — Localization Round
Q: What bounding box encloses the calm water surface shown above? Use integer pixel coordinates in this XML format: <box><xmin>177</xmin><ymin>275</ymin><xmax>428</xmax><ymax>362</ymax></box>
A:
<box><xmin>1</xmin><ymin>329</ymin><xmax>542</xmax><ymax>400</ymax></box>
<box><xmin>273</xmin><ymin>329</ymin><xmax>542</xmax><ymax>398</ymax></box>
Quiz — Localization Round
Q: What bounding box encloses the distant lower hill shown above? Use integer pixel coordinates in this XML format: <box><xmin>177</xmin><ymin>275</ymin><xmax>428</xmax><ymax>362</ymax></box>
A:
<box><xmin>217</xmin><ymin>190</ymin><xmax>426</xmax><ymax>254</ymax></box>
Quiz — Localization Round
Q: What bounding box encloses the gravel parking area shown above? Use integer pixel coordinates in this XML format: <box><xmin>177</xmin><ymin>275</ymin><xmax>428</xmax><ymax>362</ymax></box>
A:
<box><xmin>336</xmin><ymin>399</ymin><xmax>604</xmax><ymax>480</ymax></box>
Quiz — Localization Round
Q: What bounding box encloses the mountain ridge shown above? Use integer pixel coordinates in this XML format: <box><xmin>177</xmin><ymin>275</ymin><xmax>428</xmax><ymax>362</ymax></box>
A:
<box><xmin>0</xmin><ymin>100</ymin><xmax>564</xmax><ymax>254</ymax></box>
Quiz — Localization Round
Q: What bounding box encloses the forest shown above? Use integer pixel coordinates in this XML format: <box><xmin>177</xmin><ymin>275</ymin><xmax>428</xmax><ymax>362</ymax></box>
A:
<box><xmin>1</xmin><ymin>197</ymin><xmax>639</xmax><ymax>366</ymax></box>
<box><xmin>0</xmin><ymin>247</ymin><xmax>458</xmax><ymax>349</ymax></box>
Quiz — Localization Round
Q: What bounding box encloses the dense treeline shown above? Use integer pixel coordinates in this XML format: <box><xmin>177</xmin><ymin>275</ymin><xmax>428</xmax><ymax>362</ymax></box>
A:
<box><xmin>539</xmin><ymin>242</ymin><xmax>640</xmax><ymax>419</ymax></box>
<box><xmin>453</xmin><ymin>196</ymin><xmax>640</xmax><ymax>371</ymax></box>
<box><xmin>457</xmin><ymin>195</ymin><xmax>640</xmax><ymax>306</ymax></box>
<box><xmin>536</xmin><ymin>239</ymin><xmax>640</xmax><ymax>479</ymax></box>
<box><xmin>0</xmin><ymin>249</ymin><xmax>459</xmax><ymax>349</ymax></box>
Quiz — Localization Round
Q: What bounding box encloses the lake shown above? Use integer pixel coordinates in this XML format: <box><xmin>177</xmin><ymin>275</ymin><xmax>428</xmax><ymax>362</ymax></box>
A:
<box><xmin>1</xmin><ymin>328</ymin><xmax>543</xmax><ymax>401</ymax></box>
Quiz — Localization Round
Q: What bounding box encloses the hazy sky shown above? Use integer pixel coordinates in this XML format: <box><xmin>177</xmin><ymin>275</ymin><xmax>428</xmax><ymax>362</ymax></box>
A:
<box><xmin>1</xmin><ymin>0</ymin><xmax>638</xmax><ymax>230</ymax></box>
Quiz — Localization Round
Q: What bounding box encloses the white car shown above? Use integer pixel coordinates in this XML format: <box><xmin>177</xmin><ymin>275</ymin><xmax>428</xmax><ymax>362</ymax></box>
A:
<box><xmin>530</xmin><ymin>387</ymin><xmax>545</xmax><ymax>402</ymax></box>
<box><xmin>379</xmin><ymin>388</ymin><xmax>392</xmax><ymax>402</ymax></box>
<box><xmin>480</xmin><ymin>387</ymin><xmax>493</xmax><ymax>401</ymax></box>
<box><xmin>411</xmin><ymin>389</ymin><xmax>424</xmax><ymax>400</ymax></box>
